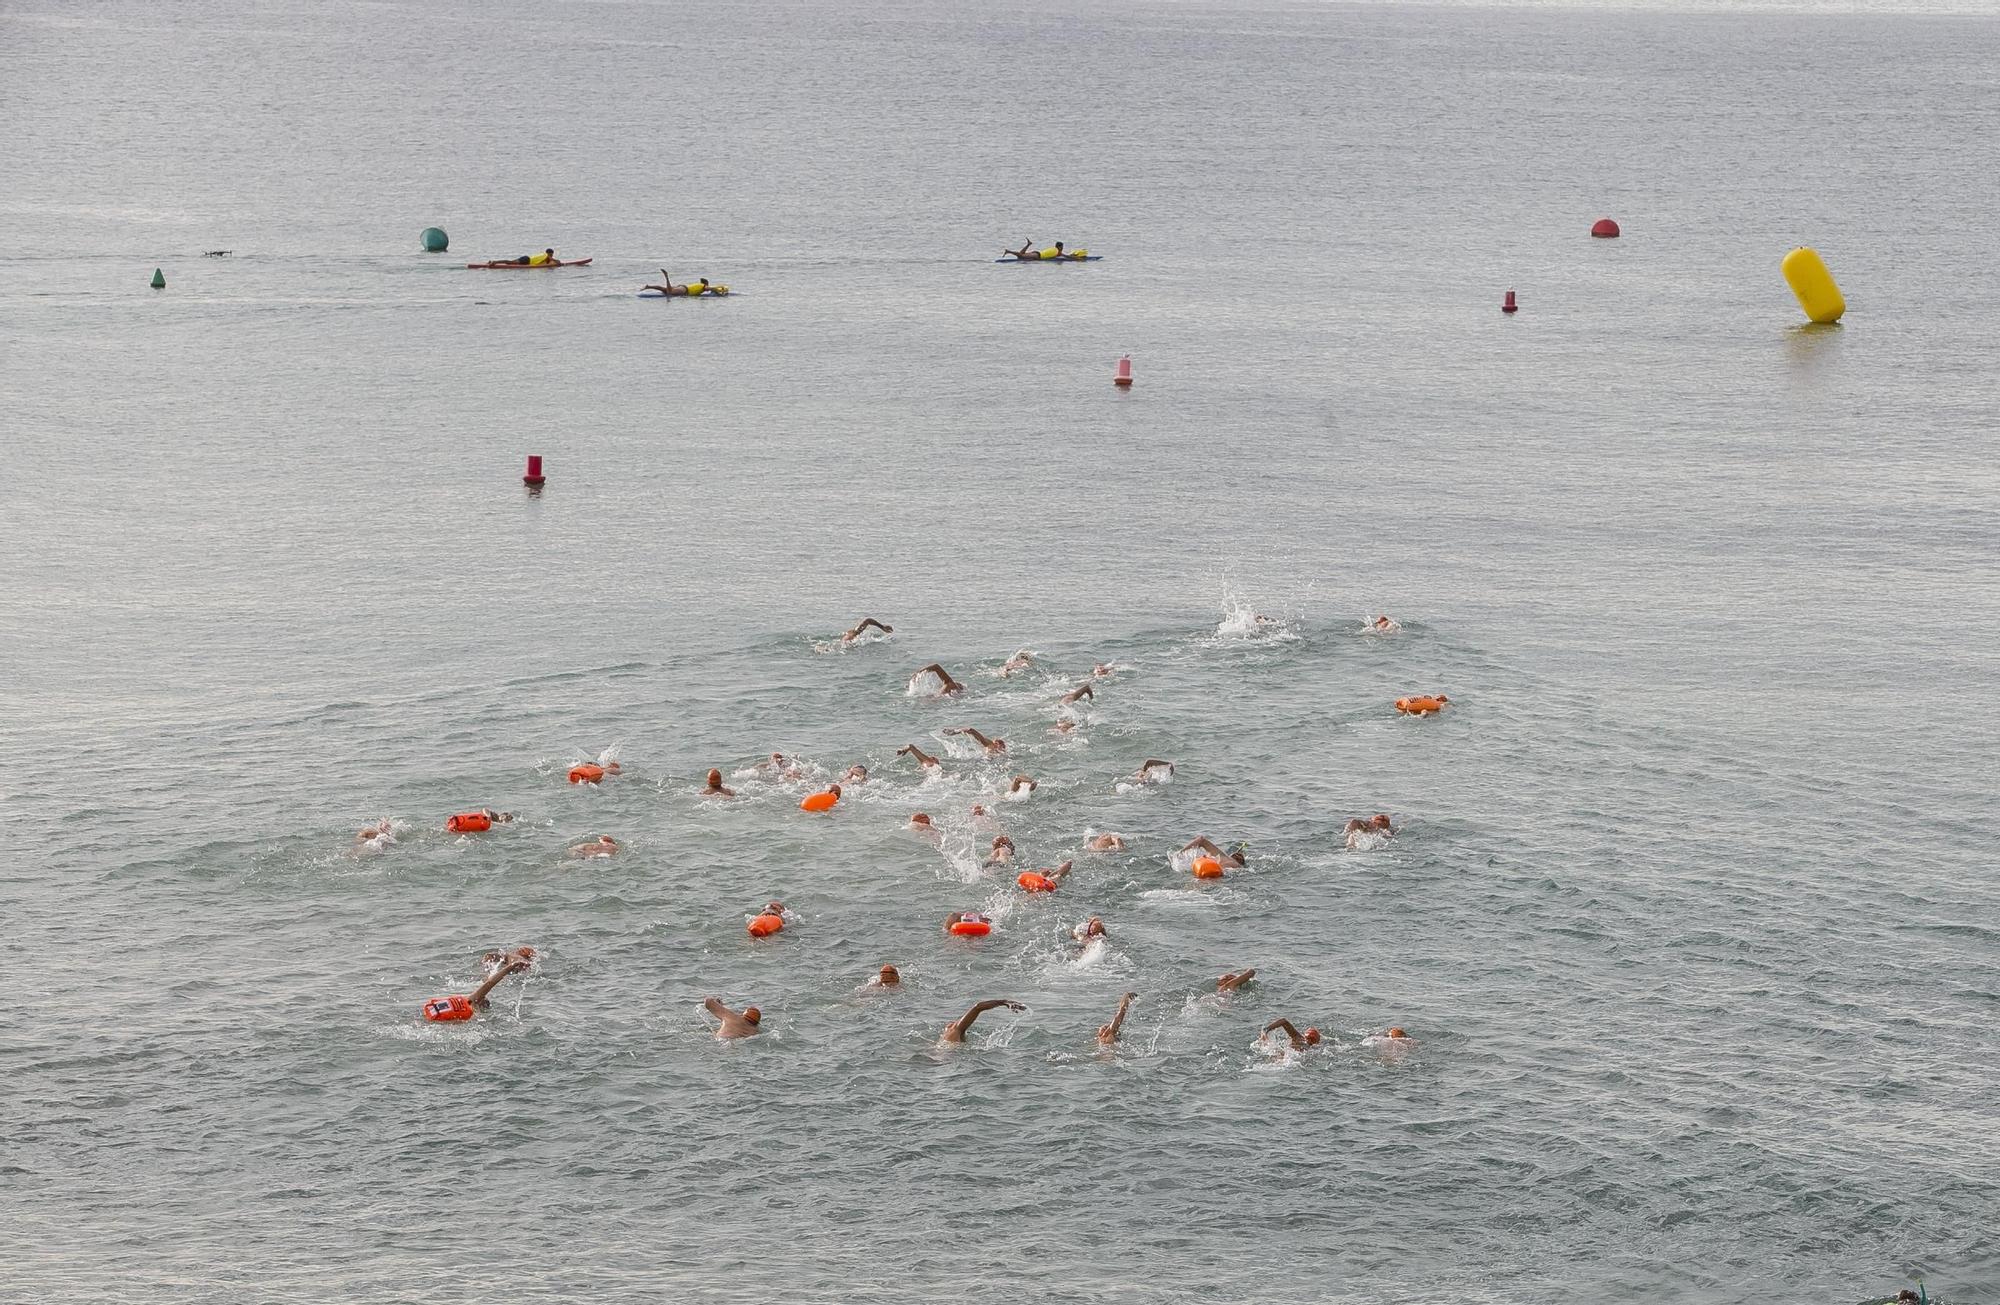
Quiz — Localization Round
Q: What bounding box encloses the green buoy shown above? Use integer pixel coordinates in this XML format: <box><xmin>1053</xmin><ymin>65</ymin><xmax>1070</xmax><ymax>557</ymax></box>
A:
<box><xmin>150</xmin><ymin>267</ymin><xmax>166</xmax><ymax>289</ymax></box>
<box><xmin>421</xmin><ymin>227</ymin><xmax>449</xmax><ymax>253</ymax></box>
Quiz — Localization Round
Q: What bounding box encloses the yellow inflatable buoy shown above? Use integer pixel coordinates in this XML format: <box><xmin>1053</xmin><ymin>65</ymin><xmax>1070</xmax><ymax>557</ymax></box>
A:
<box><xmin>1782</xmin><ymin>247</ymin><xmax>1845</xmax><ymax>324</ymax></box>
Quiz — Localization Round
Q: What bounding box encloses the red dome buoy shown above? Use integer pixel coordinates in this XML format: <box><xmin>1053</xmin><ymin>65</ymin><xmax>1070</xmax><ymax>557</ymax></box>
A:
<box><xmin>1502</xmin><ymin>290</ymin><xmax>1518</xmax><ymax>314</ymax></box>
<box><xmin>1591</xmin><ymin>218</ymin><xmax>1620</xmax><ymax>239</ymax></box>
<box><xmin>523</xmin><ymin>454</ymin><xmax>545</xmax><ymax>487</ymax></box>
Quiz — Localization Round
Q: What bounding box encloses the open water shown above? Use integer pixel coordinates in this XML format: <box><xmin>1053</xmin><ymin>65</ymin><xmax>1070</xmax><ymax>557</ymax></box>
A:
<box><xmin>3</xmin><ymin>0</ymin><xmax>1997</xmax><ymax>1301</ymax></box>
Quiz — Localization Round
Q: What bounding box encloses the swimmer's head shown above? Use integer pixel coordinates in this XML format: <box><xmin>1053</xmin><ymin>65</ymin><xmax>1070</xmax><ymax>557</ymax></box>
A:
<box><xmin>1371</xmin><ymin>814</ymin><xmax>1392</xmax><ymax>829</ymax></box>
<box><xmin>765</xmin><ymin>900</ymin><xmax>785</xmax><ymax>915</ymax></box>
<box><xmin>544</xmin><ymin>248</ymin><xmax>554</xmax><ymax>256</ymax></box>
<box><xmin>828</xmin><ymin>784</ymin><xmax>842</xmax><ymax>799</ymax></box>
<box><xmin>707</xmin><ymin>768</ymin><xmax>724</xmax><ymax>787</ymax></box>
<box><xmin>1386</xmin><ymin>1026</ymin><xmax>1408</xmax><ymax>1040</ymax></box>
<box><xmin>1304</xmin><ymin>1027</ymin><xmax>1322</xmax><ymax>1046</ymax></box>
<box><xmin>743</xmin><ymin>1007</ymin><xmax>761</xmax><ymax>1025</ymax></box>
<box><xmin>600</xmin><ymin>836</ymin><xmax>618</xmax><ymax>847</ymax></box>
<box><xmin>1228</xmin><ymin>841</ymin><xmax>1249</xmax><ymax>863</ymax></box>
<box><xmin>992</xmin><ymin>835</ymin><xmax>1012</xmax><ymax>849</ymax></box>
<box><xmin>944</xmin><ymin>912</ymin><xmax>963</xmax><ymax>928</ymax></box>
<box><xmin>910</xmin><ymin>812</ymin><xmax>932</xmax><ymax>827</ymax></box>
<box><xmin>878</xmin><ymin>965</ymin><xmax>900</xmax><ymax>985</ymax></box>
<box><xmin>1054</xmin><ymin>242</ymin><xmax>1064</xmax><ymax>252</ymax></box>
<box><xmin>1086</xmin><ymin>916</ymin><xmax>1106</xmax><ymax>936</ymax></box>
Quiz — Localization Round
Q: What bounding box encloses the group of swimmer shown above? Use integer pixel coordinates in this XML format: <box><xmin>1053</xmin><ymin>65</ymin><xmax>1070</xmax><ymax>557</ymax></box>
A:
<box><xmin>407</xmin><ymin>611</ymin><xmax>1436</xmax><ymax>1059</ymax></box>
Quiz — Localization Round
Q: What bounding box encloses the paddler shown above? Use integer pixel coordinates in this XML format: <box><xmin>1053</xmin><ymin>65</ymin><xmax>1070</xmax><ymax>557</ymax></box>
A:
<box><xmin>526</xmin><ymin>248</ymin><xmax>557</xmax><ymax>267</ymax></box>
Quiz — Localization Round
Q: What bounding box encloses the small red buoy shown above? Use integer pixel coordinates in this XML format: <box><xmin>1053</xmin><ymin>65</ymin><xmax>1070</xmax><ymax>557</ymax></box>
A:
<box><xmin>523</xmin><ymin>455</ymin><xmax>545</xmax><ymax>487</ymax></box>
<box><xmin>1114</xmin><ymin>355</ymin><xmax>1132</xmax><ymax>388</ymax></box>
<box><xmin>1591</xmin><ymin>218</ymin><xmax>1621</xmax><ymax>239</ymax></box>
<box><xmin>1502</xmin><ymin>290</ymin><xmax>1518</xmax><ymax>314</ymax></box>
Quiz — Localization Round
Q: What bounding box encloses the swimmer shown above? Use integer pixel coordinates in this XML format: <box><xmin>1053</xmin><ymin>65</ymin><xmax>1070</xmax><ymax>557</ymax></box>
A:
<box><xmin>432</xmin><ymin>948</ymin><xmax>533</xmax><ymax>1019</ymax></box>
<box><xmin>568</xmin><ymin>835</ymin><xmax>619</xmax><ymax>858</ymax></box>
<box><xmin>841</xmin><ymin>617</ymin><xmax>894</xmax><ymax>643</ymax></box>
<box><xmin>1052</xmin><ymin>719</ymin><xmax>1078</xmax><ymax>737</ymax></box>
<box><xmin>1008</xmin><ymin>775</ymin><xmax>1037</xmax><ymax>796</ymax></box>
<box><xmin>986</xmin><ymin>835</ymin><xmax>1016</xmax><ymax>866</ymax></box>
<box><xmin>1180</xmin><ymin>835</ymin><xmax>1246</xmax><ymax>868</ymax></box>
<box><xmin>909</xmin><ymin>663</ymin><xmax>965</xmax><ymax>696</ymax></box>
<box><xmin>1000</xmin><ymin>650</ymin><xmax>1035</xmax><ymax>677</ymax></box>
<box><xmin>897</xmin><ymin>743</ymin><xmax>941</xmax><ymax>769</ymax></box>
<box><xmin>591</xmin><ymin>759</ymin><xmax>624</xmax><ymax>777</ymax></box>
<box><xmin>1216</xmin><ymin>968</ymin><xmax>1257</xmax><ymax>993</ymax></box>
<box><xmin>1091</xmin><ymin>662</ymin><xmax>1116</xmax><ymax>678</ymax></box>
<box><xmin>940</xmin><ymin>998</ymin><xmax>1025</xmax><ymax>1045</ymax></box>
<box><xmin>1085</xmin><ymin>833</ymin><xmax>1125</xmax><ymax>852</ymax></box>
<box><xmin>1060</xmin><ymin>684</ymin><xmax>1094</xmax><ymax>705</ymax></box>
<box><xmin>868</xmin><ymin>964</ymin><xmax>902</xmax><ymax>989</ymax></box>
<box><xmin>1096</xmin><ymin>992</ymin><xmax>1137</xmax><ymax>1047</ymax></box>
<box><xmin>907</xmin><ymin>812</ymin><xmax>937</xmax><ymax>833</ymax></box>
<box><xmin>841</xmin><ymin>764</ymin><xmax>869</xmax><ymax>784</ymax></box>
<box><xmin>969</xmin><ymin>803</ymin><xmax>999</xmax><ymax>828</ymax></box>
<box><xmin>1370</xmin><ymin>615</ymin><xmax>1401</xmax><ymax>633</ymax></box>
<box><xmin>759</xmin><ymin>752</ymin><xmax>804</xmax><ymax>780</ymax></box>
<box><xmin>703</xmin><ymin>997</ymin><xmax>763</xmax><ymax>1039</ymax></box>
<box><xmin>703</xmin><ymin>768</ymin><xmax>736</xmax><ymax>798</ymax></box>
<box><xmin>1263</xmin><ymin>1018</ymin><xmax>1322</xmax><ymax>1051</ymax></box>
<box><xmin>1137</xmin><ymin>759</ymin><xmax>1175</xmax><ymax>784</ymax></box>
<box><xmin>943</xmin><ymin>726</ymin><xmax>1006</xmax><ymax>754</ymax></box>
<box><xmin>356</xmin><ymin>818</ymin><xmax>395</xmax><ymax>848</ymax></box>
<box><xmin>1344</xmin><ymin>813</ymin><xmax>1397</xmax><ymax>848</ymax></box>
<box><xmin>1016</xmin><ymin>860</ymin><xmax>1071</xmax><ymax>892</ymax></box>
<box><xmin>1074</xmin><ymin>916</ymin><xmax>1108</xmax><ymax>941</ymax></box>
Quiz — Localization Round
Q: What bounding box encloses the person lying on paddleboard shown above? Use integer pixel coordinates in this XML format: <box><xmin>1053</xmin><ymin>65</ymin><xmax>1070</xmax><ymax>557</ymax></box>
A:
<box><xmin>501</xmin><ymin>248</ymin><xmax>557</xmax><ymax>266</ymax></box>
<box><xmin>641</xmin><ymin>271</ymin><xmax>714</xmax><ymax>297</ymax></box>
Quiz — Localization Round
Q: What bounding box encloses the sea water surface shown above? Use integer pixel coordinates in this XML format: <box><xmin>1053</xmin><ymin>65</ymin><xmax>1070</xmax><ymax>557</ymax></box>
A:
<box><xmin>3</xmin><ymin>1</ymin><xmax>1997</xmax><ymax>1301</ymax></box>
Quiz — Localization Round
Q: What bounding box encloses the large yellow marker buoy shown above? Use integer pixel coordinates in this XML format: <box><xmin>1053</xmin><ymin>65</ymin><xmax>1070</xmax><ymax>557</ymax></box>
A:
<box><xmin>1782</xmin><ymin>247</ymin><xmax>1845</xmax><ymax>324</ymax></box>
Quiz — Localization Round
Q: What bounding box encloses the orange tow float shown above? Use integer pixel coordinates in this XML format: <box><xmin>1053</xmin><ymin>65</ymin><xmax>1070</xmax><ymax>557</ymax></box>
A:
<box><xmin>800</xmin><ymin>785</ymin><xmax>841</xmax><ymax>813</ymax></box>
<box><xmin>1394</xmin><ymin>695</ymin><xmax>1450</xmax><ymax>716</ymax></box>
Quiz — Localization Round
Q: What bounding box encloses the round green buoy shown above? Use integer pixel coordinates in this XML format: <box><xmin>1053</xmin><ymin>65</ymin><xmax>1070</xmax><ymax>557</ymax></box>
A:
<box><xmin>421</xmin><ymin>227</ymin><xmax>449</xmax><ymax>253</ymax></box>
<box><xmin>150</xmin><ymin>267</ymin><xmax>166</xmax><ymax>289</ymax></box>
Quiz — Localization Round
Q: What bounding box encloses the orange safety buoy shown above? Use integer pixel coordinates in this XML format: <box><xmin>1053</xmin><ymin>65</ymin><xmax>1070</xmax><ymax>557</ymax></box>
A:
<box><xmin>949</xmin><ymin>917</ymin><xmax>992</xmax><ymax>937</ymax></box>
<box><xmin>1016</xmin><ymin>871</ymin><xmax>1058</xmax><ymax>893</ymax></box>
<box><xmin>800</xmin><ymin>789</ymin><xmax>839</xmax><ymax>813</ymax></box>
<box><xmin>568</xmin><ymin>763</ymin><xmax>606</xmax><ymax>785</ymax></box>
<box><xmin>748</xmin><ymin>913</ymin><xmax>786</xmax><ymax>939</ymax></box>
<box><xmin>445</xmin><ymin>811</ymin><xmax>492</xmax><ymax>834</ymax></box>
<box><xmin>1191</xmin><ymin>857</ymin><xmax>1226</xmax><ymax>880</ymax></box>
<box><xmin>422</xmin><ymin>994</ymin><xmax>476</xmax><ymax>1022</ymax></box>
<box><xmin>1394</xmin><ymin>695</ymin><xmax>1449</xmax><ymax>716</ymax></box>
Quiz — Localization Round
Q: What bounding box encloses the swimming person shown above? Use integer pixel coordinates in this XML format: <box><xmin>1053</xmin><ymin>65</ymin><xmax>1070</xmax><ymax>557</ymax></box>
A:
<box><xmin>909</xmin><ymin>663</ymin><xmax>966</xmax><ymax>696</ymax></box>
<box><xmin>703</xmin><ymin>768</ymin><xmax>736</xmax><ymax>798</ymax></box>
<box><xmin>841</xmin><ymin>764</ymin><xmax>869</xmax><ymax>784</ymax></box>
<box><xmin>1008</xmin><ymin>775</ymin><xmax>1036</xmax><ymax>796</ymax></box>
<box><xmin>842</xmin><ymin>617</ymin><xmax>894</xmax><ymax>643</ymax></box>
<box><xmin>986</xmin><ymin>835</ymin><xmax>1016</xmax><ymax>866</ymax></box>
<box><xmin>1263</xmin><ymin>1018</ymin><xmax>1322</xmax><ymax>1050</ymax></box>
<box><xmin>897</xmin><ymin>743</ymin><xmax>941</xmax><ymax>770</ymax></box>
<box><xmin>1015</xmin><ymin>860</ymin><xmax>1071</xmax><ymax>893</ymax></box>
<box><xmin>1371</xmin><ymin>615</ymin><xmax>1401</xmax><ymax>633</ymax></box>
<box><xmin>1074</xmin><ymin>916</ymin><xmax>1108</xmax><ymax>941</ymax></box>
<box><xmin>1001</xmin><ymin>650</ymin><xmax>1035</xmax><ymax>676</ymax></box>
<box><xmin>568</xmin><ymin>835</ymin><xmax>619</xmax><ymax>858</ymax></box>
<box><xmin>1217</xmin><ymin>968</ymin><xmax>1257</xmax><ymax>993</ymax></box>
<box><xmin>869</xmin><ymin>965</ymin><xmax>902</xmax><ymax>989</ymax></box>
<box><xmin>944</xmin><ymin>726</ymin><xmax>1006</xmax><ymax>754</ymax></box>
<box><xmin>704</xmin><ymin>997</ymin><xmax>763</xmax><ymax>1039</ymax></box>
<box><xmin>1060</xmin><ymin>684</ymin><xmax>1094</xmax><ymax>705</ymax></box>
<box><xmin>1085</xmin><ymin>833</ymin><xmax>1124</xmax><ymax>852</ymax></box>
<box><xmin>445</xmin><ymin>808</ymin><xmax>513</xmax><ymax>833</ymax></box>
<box><xmin>1181</xmin><ymin>835</ymin><xmax>1246</xmax><ymax>868</ymax></box>
<box><xmin>758</xmin><ymin>752</ymin><xmax>804</xmax><ymax>780</ymax></box>
<box><xmin>940</xmin><ymin>998</ymin><xmax>1025</xmax><ymax>1045</ymax></box>
<box><xmin>423</xmin><ymin>948</ymin><xmax>534</xmax><ymax>1022</ymax></box>
<box><xmin>1097</xmin><ymin>992</ymin><xmax>1137</xmax><ymax>1047</ymax></box>
<box><xmin>1344</xmin><ymin>814</ymin><xmax>1396</xmax><ymax>848</ymax></box>
<box><xmin>1137</xmin><ymin>759</ymin><xmax>1175</xmax><ymax>784</ymax></box>
<box><xmin>907</xmin><ymin>812</ymin><xmax>937</xmax><ymax>833</ymax></box>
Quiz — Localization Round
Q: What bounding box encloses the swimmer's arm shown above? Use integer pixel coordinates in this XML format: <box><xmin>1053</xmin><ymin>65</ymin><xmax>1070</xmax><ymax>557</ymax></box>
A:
<box><xmin>1100</xmin><ymin>992</ymin><xmax>1136</xmax><ymax>1043</ymax></box>
<box><xmin>948</xmin><ymin>998</ymin><xmax>1024</xmax><ymax>1040</ymax></box>
<box><xmin>468</xmin><ymin>960</ymin><xmax>526</xmax><ymax>1008</ymax></box>
<box><xmin>1263</xmin><ymin>1018</ymin><xmax>1305</xmax><ymax>1050</ymax></box>
<box><xmin>703</xmin><ymin>997</ymin><xmax>739</xmax><ymax>1023</ymax></box>
<box><xmin>1218</xmin><ymin>968</ymin><xmax>1256</xmax><ymax>992</ymax></box>
<box><xmin>1181</xmin><ymin>836</ymin><xmax>1222</xmax><ymax>857</ymax></box>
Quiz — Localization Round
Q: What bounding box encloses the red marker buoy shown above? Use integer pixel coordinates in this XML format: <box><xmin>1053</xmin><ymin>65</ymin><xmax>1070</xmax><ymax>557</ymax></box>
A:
<box><xmin>1502</xmin><ymin>290</ymin><xmax>1518</xmax><ymax>314</ymax></box>
<box><xmin>1591</xmin><ymin>218</ymin><xmax>1621</xmax><ymax>239</ymax></box>
<box><xmin>1114</xmin><ymin>355</ymin><xmax>1133</xmax><ymax>388</ymax></box>
<box><xmin>523</xmin><ymin>455</ymin><xmax>545</xmax><ymax>487</ymax></box>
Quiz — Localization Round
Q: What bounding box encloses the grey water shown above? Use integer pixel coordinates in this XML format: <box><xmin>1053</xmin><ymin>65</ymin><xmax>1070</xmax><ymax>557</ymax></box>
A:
<box><xmin>3</xmin><ymin>0</ymin><xmax>1997</xmax><ymax>1301</ymax></box>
